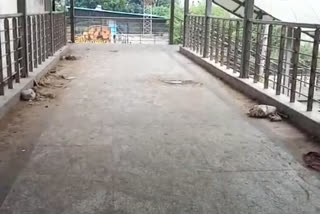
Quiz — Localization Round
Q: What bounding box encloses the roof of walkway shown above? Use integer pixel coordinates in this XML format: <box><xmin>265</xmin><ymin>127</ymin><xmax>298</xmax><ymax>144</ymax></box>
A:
<box><xmin>213</xmin><ymin>0</ymin><xmax>320</xmax><ymax>24</ymax></box>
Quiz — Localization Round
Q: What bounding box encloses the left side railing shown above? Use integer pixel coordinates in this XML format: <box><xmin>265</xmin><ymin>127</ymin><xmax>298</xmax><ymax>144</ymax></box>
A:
<box><xmin>0</xmin><ymin>11</ymin><xmax>66</xmax><ymax>96</ymax></box>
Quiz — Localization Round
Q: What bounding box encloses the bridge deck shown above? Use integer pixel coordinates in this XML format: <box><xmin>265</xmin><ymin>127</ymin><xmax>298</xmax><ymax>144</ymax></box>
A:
<box><xmin>0</xmin><ymin>44</ymin><xmax>319</xmax><ymax>213</ymax></box>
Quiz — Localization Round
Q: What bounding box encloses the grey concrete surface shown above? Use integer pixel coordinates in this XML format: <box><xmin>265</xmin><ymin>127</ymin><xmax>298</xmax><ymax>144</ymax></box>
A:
<box><xmin>0</xmin><ymin>44</ymin><xmax>320</xmax><ymax>214</ymax></box>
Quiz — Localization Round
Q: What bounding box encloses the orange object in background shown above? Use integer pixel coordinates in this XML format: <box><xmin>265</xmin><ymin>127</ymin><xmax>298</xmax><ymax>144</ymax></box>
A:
<box><xmin>76</xmin><ymin>25</ymin><xmax>112</xmax><ymax>43</ymax></box>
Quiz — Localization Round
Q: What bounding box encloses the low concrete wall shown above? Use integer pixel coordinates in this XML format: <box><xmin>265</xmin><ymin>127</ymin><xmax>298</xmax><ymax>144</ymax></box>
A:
<box><xmin>180</xmin><ymin>47</ymin><xmax>320</xmax><ymax>139</ymax></box>
<box><xmin>0</xmin><ymin>45</ymin><xmax>70</xmax><ymax>120</ymax></box>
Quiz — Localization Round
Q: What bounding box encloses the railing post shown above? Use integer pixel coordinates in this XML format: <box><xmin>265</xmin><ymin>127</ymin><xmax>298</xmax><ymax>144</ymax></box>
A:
<box><xmin>215</xmin><ymin>19</ymin><xmax>220</xmax><ymax>63</ymax></box>
<box><xmin>240</xmin><ymin>0</ymin><xmax>254</xmax><ymax>78</ymax></box>
<box><xmin>17</xmin><ymin>0</ymin><xmax>28</xmax><ymax>77</ymax></box>
<box><xmin>50</xmin><ymin>0</ymin><xmax>55</xmax><ymax>54</ymax></box>
<box><xmin>192</xmin><ymin>17</ymin><xmax>196</xmax><ymax>51</ymax></box>
<box><xmin>70</xmin><ymin>0</ymin><xmax>75</xmax><ymax>43</ymax></box>
<box><xmin>209</xmin><ymin>19</ymin><xmax>215</xmax><ymax>61</ymax></box>
<box><xmin>290</xmin><ymin>27</ymin><xmax>301</xmax><ymax>103</ymax></box>
<box><xmin>4</xmin><ymin>18</ymin><xmax>13</xmax><ymax>89</ymax></box>
<box><xmin>27</xmin><ymin>17</ymin><xmax>33</xmax><ymax>72</ymax></box>
<box><xmin>226</xmin><ymin>21</ymin><xmax>233</xmax><ymax>68</ymax></box>
<box><xmin>264</xmin><ymin>24</ymin><xmax>273</xmax><ymax>89</ymax></box>
<box><xmin>64</xmin><ymin>3</ymin><xmax>67</xmax><ymax>45</ymax></box>
<box><xmin>283</xmin><ymin>27</ymin><xmax>293</xmax><ymax>95</ymax></box>
<box><xmin>196</xmin><ymin>17</ymin><xmax>200</xmax><ymax>53</ymax></box>
<box><xmin>307</xmin><ymin>28</ymin><xmax>320</xmax><ymax>111</ymax></box>
<box><xmin>183</xmin><ymin>0</ymin><xmax>189</xmax><ymax>47</ymax></box>
<box><xmin>254</xmin><ymin>24</ymin><xmax>262</xmax><ymax>83</ymax></box>
<box><xmin>199</xmin><ymin>17</ymin><xmax>204</xmax><ymax>55</ymax></box>
<box><xmin>220</xmin><ymin>20</ymin><xmax>225</xmax><ymax>66</ymax></box>
<box><xmin>203</xmin><ymin>0</ymin><xmax>212</xmax><ymax>57</ymax></box>
<box><xmin>276</xmin><ymin>26</ymin><xmax>286</xmax><ymax>95</ymax></box>
<box><xmin>0</xmin><ymin>31</ymin><xmax>3</xmax><ymax>95</ymax></box>
<box><xmin>12</xmin><ymin>18</ymin><xmax>20</xmax><ymax>83</ymax></box>
<box><xmin>169</xmin><ymin>0</ymin><xmax>175</xmax><ymax>45</ymax></box>
<box><xmin>233</xmin><ymin>21</ymin><xmax>240</xmax><ymax>73</ymax></box>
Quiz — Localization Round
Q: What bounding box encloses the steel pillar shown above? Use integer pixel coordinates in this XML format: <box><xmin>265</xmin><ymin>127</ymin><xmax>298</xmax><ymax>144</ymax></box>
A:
<box><xmin>169</xmin><ymin>0</ymin><xmax>175</xmax><ymax>45</ymax></box>
<box><xmin>17</xmin><ymin>0</ymin><xmax>28</xmax><ymax>77</ymax></box>
<box><xmin>70</xmin><ymin>0</ymin><xmax>75</xmax><ymax>43</ymax></box>
<box><xmin>203</xmin><ymin>0</ymin><xmax>212</xmax><ymax>57</ymax></box>
<box><xmin>183</xmin><ymin>0</ymin><xmax>189</xmax><ymax>47</ymax></box>
<box><xmin>240</xmin><ymin>0</ymin><xmax>254</xmax><ymax>78</ymax></box>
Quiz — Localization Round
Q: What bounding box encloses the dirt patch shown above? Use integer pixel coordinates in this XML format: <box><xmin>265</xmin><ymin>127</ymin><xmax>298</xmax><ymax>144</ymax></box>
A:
<box><xmin>29</xmin><ymin>67</ymin><xmax>75</xmax><ymax>104</ymax></box>
<box><xmin>0</xmin><ymin>59</ymin><xmax>77</xmax><ymax>206</ymax></box>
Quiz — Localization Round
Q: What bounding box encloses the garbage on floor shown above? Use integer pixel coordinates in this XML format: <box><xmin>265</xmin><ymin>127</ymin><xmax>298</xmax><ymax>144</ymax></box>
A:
<box><xmin>60</xmin><ymin>55</ymin><xmax>77</xmax><ymax>61</ymax></box>
<box><xmin>248</xmin><ymin>105</ymin><xmax>282</xmax><ymax>122</ymax></box>
<box><xmin>21</xmin><ymin>89</ymin><xmax>36</xmax><ymax>101</ymax></box>
<box><xmin>303</xmin><ymin>152</ymin><xmax>320</xmax><ymax>172</ymax></box>
<box><xmin>20</xmin><ymin>65</ymin><xmax>75</xmax><ymax>103</ymax></box>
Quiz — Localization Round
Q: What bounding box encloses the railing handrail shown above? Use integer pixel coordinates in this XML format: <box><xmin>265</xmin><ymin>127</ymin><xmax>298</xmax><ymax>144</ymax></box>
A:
<box><xmin>27</xmin><ymin>12</ymin><xmax>51</xmax><ymax>16</ymax></box>
<box><xmin>53</xmin><ymin>11</ymin><xmax>66</xmax><ymax>14</ymax></box>
<box><xmin>0</xmin><ymin>13</ymin><xmax>23</xmax><ymax>19</ymax></box>
<box><xmin>187</xmin><ymin>14</ymin><xmax>242</xmax><ymax>22</ymax></box>
<box><xmin>249</xmin><ymin>18</ymin><xmax>320</xmax><ymax>29</ymax></box>
<box><xmin>74</xmin><ymin>15</ymin><xmax>169</xmax><ymax>21</ymax></box>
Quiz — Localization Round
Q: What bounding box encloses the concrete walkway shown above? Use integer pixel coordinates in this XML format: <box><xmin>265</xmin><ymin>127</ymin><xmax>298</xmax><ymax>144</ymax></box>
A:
<box><xmin>0</xmin><ymin>44</ymin><xmax>320</xmax><ymax>214</ymax></box>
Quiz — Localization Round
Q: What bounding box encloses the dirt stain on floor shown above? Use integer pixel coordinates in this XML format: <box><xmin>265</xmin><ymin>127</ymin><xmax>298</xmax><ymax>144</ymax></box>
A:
<box><xmin>0</xmin><ymin>58</ymin><xmax>78</xmax><ymax>206</ymax></box>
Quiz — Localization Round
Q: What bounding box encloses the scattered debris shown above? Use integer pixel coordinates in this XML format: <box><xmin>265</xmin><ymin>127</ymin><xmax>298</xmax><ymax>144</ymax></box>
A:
<box><xmin>37</xmin><ymin>91</ymin><xmax>56</xmax><ymax>99</ymax></box>
<box><xmin>28</xmin><ymin>64</ymin><xmax>75</xmax><ymax>104</ymax></box>
<box><xmin>248</xmin><ymin>105</ymin><xmax>282</xmax><ymax>122</ymax></box>
<box><xmin>21</xmin><ymin>89</ymin><xmax>36</xmax><ymax>101</ymax></box>
<box><xmin>49</xmin><ymin>68</ymin><xmax>57</xmax><ymax>74</ymax></box>
<box><xmin>59</xmin><ymin>75</ymin><xmax>76</xmax><ymax>80</ymax></box>
<box><xmin>248</xmin><ymin>105</ymin><xmax>276</xmax><ymax>118</ymax></box>
<box><xmin>303</xmin><ymin>152</ymin><xmax>320</xmax><ymax>172</ymax></box>
<box><xmin>60</xmin><ymin>55</ymin><xmax>77</xmax><ymax>61</ymax></box>
<box><xmin>268</xmin><ymin>113</ymin><xmax>282</xmax><ymax>122</ymax></box>
<box><xmin>161</xmin><ymin>79</ymin><xmax>202</xmax><ymax>86</ymax></box>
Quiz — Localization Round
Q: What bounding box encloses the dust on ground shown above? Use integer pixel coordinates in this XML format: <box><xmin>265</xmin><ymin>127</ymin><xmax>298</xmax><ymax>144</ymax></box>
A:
<box><xmin>0</xmin><ymin>57</ymin><xmax>78</xmax><ymax>205</ymax></box>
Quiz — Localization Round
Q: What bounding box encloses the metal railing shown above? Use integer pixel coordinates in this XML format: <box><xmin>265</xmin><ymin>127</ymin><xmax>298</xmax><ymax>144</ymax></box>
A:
<box><xmin>185</xmin><ymin>14</ymin><xmax>320</xmax><ymax>112</ymax></box>
<box><xmin>74</xmin><ymin>16</ymin><xmax>169</xmax><ymax>44</ymax></box>
<box><xmin>0</xmin><ymin>11</ymin><xmax>66</xmax><ymax>96</ymax></box>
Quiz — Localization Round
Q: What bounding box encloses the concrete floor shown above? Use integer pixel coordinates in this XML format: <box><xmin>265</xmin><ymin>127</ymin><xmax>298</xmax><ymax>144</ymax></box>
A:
<box><xmin>0</xmin><ymin>44</ymin><xmax>320</xmax><ymax>214</ymax></box>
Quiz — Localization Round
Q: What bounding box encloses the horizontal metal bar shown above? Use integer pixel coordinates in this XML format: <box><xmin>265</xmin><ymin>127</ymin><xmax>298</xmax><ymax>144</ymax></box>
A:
<box><xmin>27</xmin><ymin>12</ymin><xmax>50</xmax><ymax>16</ymax></box>
<box><xmin>74</xmin><ymin>15</ymin><xmax>169</xmax><ymax>21</ymax></box>
<box><xmin>0</xmin><ymin>13</ymin><xmax>23</xmax><ymax>18</ymax></box>
<box><xmin>209</xmin><ymin>16</ymin><xmax>242</xmax><ymax>21</ymax></box>
<box><xmin>250</xmin><ymin>19</ymin><xmax>320</xmax><ymax>29</ymax></box>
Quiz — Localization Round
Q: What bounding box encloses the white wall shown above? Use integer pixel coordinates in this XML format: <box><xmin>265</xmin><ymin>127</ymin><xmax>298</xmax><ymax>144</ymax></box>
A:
<box><xmin>0</xmin><ymin>0</ymin><xmax>17</xmax><ymax>14</ymax></box>
<box><xmin>0</xmin><ymin>0</ymin><xmax>47</xmax><ymax>15</ymax></box>
<box><xmin>27</xmin><ymin>0</ymin><xmax>46</xmax><ymax>13</ymax></box>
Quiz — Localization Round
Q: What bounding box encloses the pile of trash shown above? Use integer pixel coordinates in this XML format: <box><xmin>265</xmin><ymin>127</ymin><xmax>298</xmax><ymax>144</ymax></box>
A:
<box><xmin>60</xmin><ymin>55</ymin><xmax>77</xmax><ymax>61</ymax></box>
<box><xmin>248</xmin><ymin>105</ymin><xmax>282</xmax><ymax>122</ymax></box>
<box><xmin>20</xmin><ymin>67</ymin><xmax>76</xmax><ymax>102</ymax></box>
<box><xmin>303</xmin><ymin>152</ymin><xmax>320</xmax><ymax>172</ymax></box>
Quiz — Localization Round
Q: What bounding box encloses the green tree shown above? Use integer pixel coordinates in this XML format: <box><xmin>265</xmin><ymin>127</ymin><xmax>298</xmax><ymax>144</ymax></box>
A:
<box><xmin>102</xmin><ymin>0</ymin><xmax>128</xmax><ymax>11</ymax></box>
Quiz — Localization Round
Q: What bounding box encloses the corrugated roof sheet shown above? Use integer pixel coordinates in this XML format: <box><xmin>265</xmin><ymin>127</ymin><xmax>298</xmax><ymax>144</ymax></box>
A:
<box><xmin>213</xmin><ymin>0</ymin><xmax>320</xmax><ymax>24</ymax></box>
